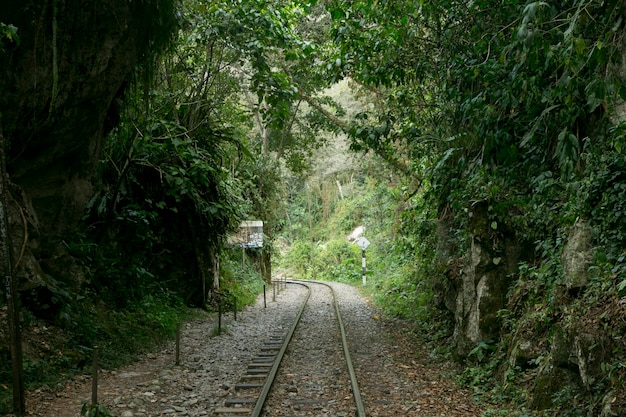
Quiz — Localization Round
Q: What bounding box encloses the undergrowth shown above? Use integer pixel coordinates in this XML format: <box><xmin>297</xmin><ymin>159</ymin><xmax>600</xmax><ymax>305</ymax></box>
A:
<box><xmin>0</xmin><ymin>248</ymin><xmax>265</xmax><ymax>414</ymax></box>
<box><xmin>217</xmin><ymin>251</ymin><xmax>266</xmax><ymax>311</ymax></box>
<box><xmin>0</xmin><ymin>291</ymin><xmax>191</xmax><ymax>414</ymax></box>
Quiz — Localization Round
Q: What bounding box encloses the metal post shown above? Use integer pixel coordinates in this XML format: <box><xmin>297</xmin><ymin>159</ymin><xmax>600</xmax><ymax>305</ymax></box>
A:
<box><xmin>0</xmin><ymin>128</ymin><xmax>24</xmax><ymax>416</ymax></box>
<box><xmin>233</xmin><ymin>297</ymin><xmax>237</xmax><ymax>321</ymax></box>
<box><xmin>92</xmin><ymin>346</ymin><xmax>99</xmax><ymax>406</ymax></box>
<box><xmin>175</xmin><ymin>323</ymin><xmax>180</xmax><ymax>366</ymax></box>
<box><xmin>263</xmin><ymin>284</ymin><xmax>266</xmax><ymax>308</ymax></box>
<box><xmin>362</xmin><ymin>249</ymin><xmax>366</xmax><ymax>286</ymax></box>
<box><xmin>272</xmin><ymin>281</ymin><xmax>276</xmax><ymax>302</ymax></box>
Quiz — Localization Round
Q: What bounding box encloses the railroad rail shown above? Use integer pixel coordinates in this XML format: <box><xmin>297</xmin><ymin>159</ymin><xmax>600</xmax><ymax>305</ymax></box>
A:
<box><xmin>214</xmin><ymin>280</ymin><xmax>366</xmax><ymax>417</ymax></box>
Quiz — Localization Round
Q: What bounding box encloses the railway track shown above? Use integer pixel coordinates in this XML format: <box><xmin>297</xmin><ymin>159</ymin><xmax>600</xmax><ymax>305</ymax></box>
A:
<box><xmin>214</xmin><ymin>280</ymin><xmax>366</xmax><ymax>417</ymax></box>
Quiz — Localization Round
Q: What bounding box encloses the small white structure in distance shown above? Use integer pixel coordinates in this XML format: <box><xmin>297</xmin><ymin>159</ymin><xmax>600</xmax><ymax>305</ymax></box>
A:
<box><xmin>347</xmin><ymin>225</ymin><xmax>365</xmax><ymax>242</ymax></box>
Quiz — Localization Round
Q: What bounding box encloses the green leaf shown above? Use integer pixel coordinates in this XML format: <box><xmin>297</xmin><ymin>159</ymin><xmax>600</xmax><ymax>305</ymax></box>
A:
<box><xmin>574</xmin><ymin>38</ymin><xmax>585</xmax><ymax>55</ymax></box>
<box><xmin>0</xmin><ymin>22</ymin><xmax>20</xmax><ymax>48</ymax></box>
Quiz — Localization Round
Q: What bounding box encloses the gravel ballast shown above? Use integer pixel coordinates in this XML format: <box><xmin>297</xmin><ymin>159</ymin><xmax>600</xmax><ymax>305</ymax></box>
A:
<box><xmin>17</xmin><ymin>280</ymin><xmax>485</xmax><ymax>417</ymax></box>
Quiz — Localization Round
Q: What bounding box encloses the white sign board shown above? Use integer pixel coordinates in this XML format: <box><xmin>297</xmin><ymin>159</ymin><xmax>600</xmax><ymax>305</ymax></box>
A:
<box><xmin>355</xmin><ymin>236</ymin><xmax>370</xmax><ymax>250</ymax></box>
<box><xmin>228</xmin><ymin>221</ymin><xmax>264</xmax><ymax>248</ymax></box>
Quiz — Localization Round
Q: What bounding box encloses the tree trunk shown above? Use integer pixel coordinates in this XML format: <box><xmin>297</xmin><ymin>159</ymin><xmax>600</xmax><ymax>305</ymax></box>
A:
<box><xmin>187</xmin><ymin>215</ymin><xmax>207</xmax><ymax>307</ymax></box>
<box><xmin>212</xmin><ymin>250</ymin><xmax>220</xmax><ymax>291</ymax></box>
<box><xmin>261</xmin><ymin>249</ymin><xmax>272</xmax><ymax>283</ymax></box>
<box><xmin>0</xmin><ymin>127</ymin><xmax>25</xmax><ymax>415</ymax></box>
<box><xmin>307</xmin><ymin>184</ymin><xmax>315</xmax><ymax>278</ymax></box>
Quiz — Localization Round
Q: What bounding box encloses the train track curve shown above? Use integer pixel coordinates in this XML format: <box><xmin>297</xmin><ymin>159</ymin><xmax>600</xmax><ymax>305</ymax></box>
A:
<box><xmin>214</xmin><ymin>280</ymin><xmax>366</xmax><ymax>417</ymax></box>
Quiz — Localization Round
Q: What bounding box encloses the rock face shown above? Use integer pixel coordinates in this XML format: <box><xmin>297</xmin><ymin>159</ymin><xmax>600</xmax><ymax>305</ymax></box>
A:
<box><xmin>444</xmin><ymin>210</ymin><xmax>625</xmax><ymax>414</ymax></box>
<box><xmin>561</xmin><ymin>220</ymin><xmax>593</xmax><ymax>289</ymax></box>
<box><xmin>0</xmin><ymin>0</ymin><xmax>175</xmax><ymax>290</ymax></box>
<box><xmin>445</xmin><ymin>202</ymin><xmax>523</xmax><ymax>357</ymax></box>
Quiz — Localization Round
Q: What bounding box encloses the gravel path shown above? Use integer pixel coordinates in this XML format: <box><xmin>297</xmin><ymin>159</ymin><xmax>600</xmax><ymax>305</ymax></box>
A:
<box><xmin>14</xmin><ymin>280</ymin><xmax>485</xmax><ymax>417</ymax></box>
<box><xmin>329</xmin><ymin>282</ymin><xmax>482</xmax><ymax>416</ymax></box>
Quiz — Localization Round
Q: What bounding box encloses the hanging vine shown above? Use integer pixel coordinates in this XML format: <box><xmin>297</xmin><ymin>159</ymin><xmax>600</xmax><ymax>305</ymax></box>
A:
<box><xmin>48</xmin><ymin>0</ymin><xmax>58</xmax><ymax>117</ymax></box>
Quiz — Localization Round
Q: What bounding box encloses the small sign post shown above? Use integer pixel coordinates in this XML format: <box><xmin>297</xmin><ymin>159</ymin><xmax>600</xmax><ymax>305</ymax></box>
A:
<box><xmin>354</xmin><ymin>237</ymin><xmax>370</xmax><ymax>286</ymax></box>
<box><xmin>228</xmin><ymin>220</ymin><xmax>264</xmax><ymax>277</ymax></box>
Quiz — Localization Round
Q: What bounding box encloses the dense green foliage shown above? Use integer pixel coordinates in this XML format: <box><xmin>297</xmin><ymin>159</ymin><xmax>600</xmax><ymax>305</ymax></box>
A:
<box><xmin>316</xmin><ymin>1</ymin><xmax>626</xmax><ymax>415</ymax></box>
<box><xmin>1</xmin><ymin>0</ymin><xmax>300</xmax><ymax>412</ymax></box>
<box><xmin>277</xmin><ymin>0</ymin><xmax>626</xmax><ymax>415</ymax></box>
<box><xmin>3</xmin><ymin>0</ymin><xmax>626</xmax><ymax>415</ymax></box>
<box><xmin>62</xmin><ymin>0</ymin><xmax>295</xmax><ymax>328</ymax></box>
<box><xmin>279</xmin><ymin>163</ymin><xmax>442</xmax><ymax>327</ymax></box>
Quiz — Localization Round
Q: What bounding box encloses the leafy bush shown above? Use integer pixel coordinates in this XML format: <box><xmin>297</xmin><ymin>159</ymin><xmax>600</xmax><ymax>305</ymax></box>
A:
<box><xmin>279</xmin><ymin>239</ymin><xmax>313</xmax><ymax>277</ymax></box>
<box><xmin>59</xmin><ymin>291</ymin><xmax>190</xmax><ymax>369</ymax></box>
<box><xmin>316</xmin><ymin>239</ymin><xmax>362</xmax><ymax>282</ymax></box>
<box><xmin>218</xmin><ymin>250</ymin><xmax>266</xmax><ymax>310</ymax></box>
<box><xmin>81</xmin><ymin>401</ymin><xmax>112</xmax><ymax>417</ymax></box>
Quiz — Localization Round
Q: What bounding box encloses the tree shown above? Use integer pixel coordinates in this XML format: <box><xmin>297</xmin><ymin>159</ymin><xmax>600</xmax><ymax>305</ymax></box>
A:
<box><xmin>319</xmin><ymin>1</ymin><xmax>626</xmax><ymax>413</ymax></box>
<box><xmin>83</xmin><ymin>0</ymin><xmax>346</xmax><ymax>303</ymax></box>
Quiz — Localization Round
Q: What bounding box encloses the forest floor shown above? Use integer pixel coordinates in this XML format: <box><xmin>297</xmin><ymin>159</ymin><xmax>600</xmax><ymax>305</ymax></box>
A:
<box><xmin>3</xmin><ymin>282</ymin><xmax>492</xmax><ymax>417</ymax></box>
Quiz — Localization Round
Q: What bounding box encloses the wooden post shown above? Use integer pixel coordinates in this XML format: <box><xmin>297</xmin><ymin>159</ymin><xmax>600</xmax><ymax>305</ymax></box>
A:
<box><xmin>175</xmin><ymin>323</ymin><xmax>180</xmax><ymax>366</ymax></box>
<box><xmin>201</xmin><ymin>259</ymin><xmax>206</xmax><ymax>308</ymax></box>
<box><xmin>0</xmin><ymin>128</ymin><xmax>24</xmax><ymax>415</ymax></box>
<box><xmin>92</xmin><ymin>346</ymin><xmax>99</xmax><ymax>406</ymax></box>
<box><xmin>212</xmin><ymin>252</ymin><xmax>220</xmax><ymax>291</ymax></box>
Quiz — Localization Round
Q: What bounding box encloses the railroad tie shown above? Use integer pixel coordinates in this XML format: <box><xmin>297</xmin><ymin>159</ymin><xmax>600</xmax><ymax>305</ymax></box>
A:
<box><xmin>213</xmin><ymin>406</ymin><xmax>252</xmax><ymax>414</ymax></box>
<box><xmin>235</xmin><ymin>382</ymin><xmax>264</xmax><ymax>391</ymax></box>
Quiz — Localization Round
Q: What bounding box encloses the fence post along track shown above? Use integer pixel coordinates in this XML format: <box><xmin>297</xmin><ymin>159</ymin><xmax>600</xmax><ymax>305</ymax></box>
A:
<box><xmin>218</xmin><ymin>301</ymin><xmax>222</xmax><ymax>335</ymax></box>
<box><xmin>214</xmin><ymin>280</ymin><xmax>366</xmax><ymax>417</ymax></box>
<box><xmin>175</xmin><ymin>323</ymin><xmax>181</xmax><ymax>366</ymax></box>
<box><xmin>213</xmin><ymin>291</ymin><xmax>239</xmax><ymax>335</ymax></box>
<box><xmin>90</xmin><ymin>345</ymin><xmax>99</xmax><ymax>408</ymax></box>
